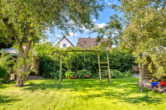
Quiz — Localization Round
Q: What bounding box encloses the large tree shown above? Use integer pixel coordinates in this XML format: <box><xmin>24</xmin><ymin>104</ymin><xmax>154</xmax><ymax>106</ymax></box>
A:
<box><xmin>0</xmin><ymin>0</ymin><xmax>103</xmax><ymax>86</ymax></box>
<box><xmin>105</xmin><ymin>0</ymin><xmax>165</xmax><ymax>92</ymax></box>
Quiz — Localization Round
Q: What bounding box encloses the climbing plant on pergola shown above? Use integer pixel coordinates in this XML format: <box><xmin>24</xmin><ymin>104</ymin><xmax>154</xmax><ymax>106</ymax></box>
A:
<box><xmin>58</xmin><ymin>49</ymin><xmax>111</xmax><ymax>85</ymax></box>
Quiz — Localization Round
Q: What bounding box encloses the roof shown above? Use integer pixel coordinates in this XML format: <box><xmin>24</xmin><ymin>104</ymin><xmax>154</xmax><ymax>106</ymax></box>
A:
<box><xmin>0</xmin><ymin>48</ymin><xmax>18</xmax><ymax>55</ymax></box>
<box><xmin>77</xmin><ymin>38</ymin><xmax>111</xmax><ymax>49</ymax></box>
<box><xmin>55</xmin><ymin>35</ymin><xmax>75</xmax><ymax>47</ymax></box>
<box><xmin>0</xmin><ymin>47</ymin><xmax>37</xmax><ymax>56</ymax></box>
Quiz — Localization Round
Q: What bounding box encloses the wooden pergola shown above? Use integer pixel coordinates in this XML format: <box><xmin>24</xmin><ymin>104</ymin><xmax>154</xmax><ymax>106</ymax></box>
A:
<box><xmin>58</xmin><ymin>49</ymin><xmax>111</xmax><ymax>85</ymax></box>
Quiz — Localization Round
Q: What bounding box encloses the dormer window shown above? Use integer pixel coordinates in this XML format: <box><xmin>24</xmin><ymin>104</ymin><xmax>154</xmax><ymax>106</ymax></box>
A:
<box><xmin>63</xmin><ymin>44</ymin><xmax>66</xmax><ymax>47</ymax></box>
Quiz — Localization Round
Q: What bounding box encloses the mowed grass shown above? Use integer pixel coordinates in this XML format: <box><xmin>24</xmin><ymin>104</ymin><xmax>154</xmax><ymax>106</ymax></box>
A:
<box><xmin>0</xmin><ymin>77</ymin><xmax>166</xmax><ymax>110</ymax></box>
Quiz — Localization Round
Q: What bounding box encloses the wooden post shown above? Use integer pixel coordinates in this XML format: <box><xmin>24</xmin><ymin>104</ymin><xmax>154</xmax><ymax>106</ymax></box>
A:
<box><xmin>97</xmin><ymin>52</ymin><xmax>102</xmax><ymax>85</ymax></box>
<box><xmin>59</xmin><ymin>54</ymin><xmax>62</xmax><ymax>85</ymax></box>
<box><xmin>107</xmin><ymin>51</ymin><xmax>111</xmax><ymax>85</ymax></box>
<box><xmin>139</xmin><ymin>53</ymin><xmax>144</xmax><ymax>92</ymax></box>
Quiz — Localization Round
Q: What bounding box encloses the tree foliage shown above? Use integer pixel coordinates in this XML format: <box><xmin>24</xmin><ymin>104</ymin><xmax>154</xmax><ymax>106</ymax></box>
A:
<box><xmin>105</xmin><ymin>0</ymin><xmax>165</xmax><ymax>91</ymax></box>
<box><xmin>0</xmin><ymin>0</ymin><xmax>103</xmax><ymax>86</ymax></box>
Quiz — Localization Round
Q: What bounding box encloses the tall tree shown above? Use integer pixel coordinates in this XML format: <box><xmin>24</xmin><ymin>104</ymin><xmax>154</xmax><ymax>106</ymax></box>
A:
<box><xmin>105</xmin><ymin>0</ymin><xmax>165</xmax><ymax>92</ymax></box>
<box><xmin>0</xmin><ymin>0</ymin><xmax>103</xmax><ymax>86</ymax></box>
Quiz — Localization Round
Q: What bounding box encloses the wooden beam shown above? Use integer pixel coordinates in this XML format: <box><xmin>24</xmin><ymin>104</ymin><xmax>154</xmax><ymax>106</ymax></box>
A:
<box><xmin>59</xmin><ymin>54</ymin><xmax>62</xmax><ymax>85</ymax></box>
<box><xmin>139</xmin><ymin>53</ymin><xmax>144</xmax><ymax>92</ymax></box>
<box><xmin>97</xmin><ymin>52</ymin><xmax>102</xmax><ymax>85</ymax></box>
<box><xmin>64</xmin><ymin>50</ymin><xmax>100</xmax><ymax>52</ymax></box>
<box><xmin>107</xmin><ymin>51</ymin><xmax>111</xmax><ymax>85</ymax></box>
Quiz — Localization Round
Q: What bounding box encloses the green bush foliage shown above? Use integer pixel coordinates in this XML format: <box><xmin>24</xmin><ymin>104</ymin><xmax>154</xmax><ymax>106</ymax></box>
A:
<box><xmin>0</xmin><ymin>52</ymin><xmax>12</xmax><ymax>82</ymax></box>
<box><xmin>77</xmin><ymin>69</ymin><xmax>92</xmax><ymax>78</ymax></box>
<box><xmin>109</xmin><ymin>48</ymin><xmax>135</xmax><ymax>72</ymax></box>
<box><xmin>64</xmin><ymin>52</ymin><xmax>98</xmax><ymax>74</ymax></box>
<box><xmin>102</xmin><ymin>69</ymin><xmax>131</xmax><ymax>78</ymax></box>
<box><xmin>37</xmin><ymin>45</ymin><xmax>134</xmax><ymax>79</ymax></box>
<box><xmin>65</xmin><ymin>71</ymin><xmax>75</xmax><ymax>79</ymax></box>
<box><xmin>39</xmin><ymin>54</ymin><xmax>60</xmax><ymax>78</ymax></box>
<box><xmin>0</xmin><ymin>65</ymin><xmax>10</xmax><ymax>82</ymax></box>
<box><xmin>111</xmin><ymin>69</ymin><xmax>124</xmax><ymax>78</ymax></box>
<box><xmin>65</xmin><ymin>48</ymin><xmax>134</xmax><ymax>78</ymax></box>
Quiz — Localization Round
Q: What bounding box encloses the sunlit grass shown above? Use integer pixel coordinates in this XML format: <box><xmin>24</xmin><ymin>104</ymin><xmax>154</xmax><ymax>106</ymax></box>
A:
<box><xmin>0</xmin><ymin>77</ymin><xmax>166</xmax><ymax>110</ymax></box>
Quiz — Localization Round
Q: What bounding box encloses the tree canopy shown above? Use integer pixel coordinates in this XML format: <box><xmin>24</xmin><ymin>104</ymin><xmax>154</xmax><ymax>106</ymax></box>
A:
<box><xmin>0</xmin><ymin>0</ymin><xmax>104</xmax><ymax>86</ymax></box>
<box><xmin>102</xmin><ymin>0</ymin><xmax>166</xmax><ymax>91</ymax></box>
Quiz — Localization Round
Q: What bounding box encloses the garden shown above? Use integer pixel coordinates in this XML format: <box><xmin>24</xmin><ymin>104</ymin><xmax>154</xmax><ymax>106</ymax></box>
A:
<box><xmin>37</xmin><ymin>45</ymin><xmax>135</xmax><ymax>80</ymax></box>
<box><xmin>1</xmin><ymin>78</ymin><xmax>166</xmax><ymax>110</ymax></box>
<box><xmin>0</xmin><ymin>0</ymin><xmax>165</xmax><ymax>110</ymax></box>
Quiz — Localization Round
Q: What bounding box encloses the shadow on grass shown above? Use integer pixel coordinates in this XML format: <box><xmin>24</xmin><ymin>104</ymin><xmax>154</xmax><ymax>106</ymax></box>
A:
<box><xmin>74</xmin><ymin>91</ymin><xmax>162</xmax><ymax>104</ymax></box>
<box><xmin>0</xmin><ymin>95</ymin><xmax>21</xmax><ymax>105</ymax></box>
<box><xmin>21</xmin><ymin>77</ymin><xmax>163</xmax><ymax>105</ymax></box>
<box><xmin>22</xmin><ymin>78</ymin><xmax>138</xmax><ymax>91</ymax></box>
<box><xmin>22</xmin><ymin>79</ymin><xmax>105</xmax><ymax>92</ymax></box>
<box><xmin>0</xmin><ymin>84</ymin><xmax>6</xmax><ymax>89</ymax></box>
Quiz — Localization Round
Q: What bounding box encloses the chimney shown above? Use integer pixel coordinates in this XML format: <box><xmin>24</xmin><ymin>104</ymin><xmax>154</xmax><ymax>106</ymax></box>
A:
<box><xmin>63</xmin><ymin>35</ymin><xmax>66</xmax><ymax>38</ymax></box>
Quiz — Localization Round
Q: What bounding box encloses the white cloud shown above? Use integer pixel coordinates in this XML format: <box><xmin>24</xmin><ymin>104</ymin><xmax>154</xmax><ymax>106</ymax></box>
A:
<box><xmin>105</xmin><ymin>0</ymin><xmax>116</xmax><ymax>6</ymax></box>
<box><xmin>56</xmin><ymin>35</ymin><xmax>60</xmax><ymax>38</ymax></box>
<box><xmin>81</xmin><ymin>26</ymin><xmax>90</xmax><ymax>32</ymax></box>
<box><xmin>96</xmin><ymin>23</ymin><xmax>106</xmax><ymax>28</ymax></box>
<box><xmin>92</xmin><ymin>19</ymin><xmax>96</xmax><ymax>22</ymax></box>
<box><xmin>66</xmin><ymin>33</ymin><xmax>80</xmax><ymax>37</ymax></box>
<box><xmin>67</xmin><ymin>20</ymin><xmax>75</xmax><ymax>26</ymax></box>
<box><xmin>107</xmin><ymin>3</ymin><xmax>112</xmax><ymax>6</ymax></box>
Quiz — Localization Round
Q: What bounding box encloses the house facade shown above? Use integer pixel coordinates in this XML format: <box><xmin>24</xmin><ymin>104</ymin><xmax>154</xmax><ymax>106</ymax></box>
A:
<box><xmin>55</xmin><ymin>35</ymin><xmax>74</xmax><ymax>48</ymax></box>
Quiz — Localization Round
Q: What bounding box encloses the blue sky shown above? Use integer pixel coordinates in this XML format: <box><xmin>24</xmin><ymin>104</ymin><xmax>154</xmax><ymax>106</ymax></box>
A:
<box><xmin>46</xmin><ymin>0</ymin><xmax>120</xmax><ymax>46</ymax></box>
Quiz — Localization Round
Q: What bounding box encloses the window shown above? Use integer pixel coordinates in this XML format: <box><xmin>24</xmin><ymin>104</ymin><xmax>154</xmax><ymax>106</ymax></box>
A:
<box><xmin>63</xmin><ymin>44</ymin><xmax>66</xmax><ymax>47</ymax></box>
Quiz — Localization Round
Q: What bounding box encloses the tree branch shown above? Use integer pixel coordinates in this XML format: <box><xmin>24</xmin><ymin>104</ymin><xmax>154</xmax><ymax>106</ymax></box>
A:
<box><xmin>24</xmin><ymin>33</ymin><xmax>33</xmax><ymax>58</ymax></box>
<box><xmin>2</xmin><ymin>18</ymin><xmax>24</xmax><ymax>57</ymax></box>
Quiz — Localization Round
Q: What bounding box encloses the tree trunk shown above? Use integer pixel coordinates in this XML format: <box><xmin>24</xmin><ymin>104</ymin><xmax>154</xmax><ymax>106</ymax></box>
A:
<box><xmin>107</xmin><ymin>51</ymin><xmax>111</xmax><ymax>85</ymax></box>
<box><xmin>59</xmin><ymin>54</ymin><xmax>62</xmax><ymax>85</ymax></box>
<box><xmin>16</xmin><ymin>58</ymin><xmax>27</xmax><ymax>87</ymax></box>
<box><xmin>97</xmin><ymin>52</ymin><xmax>102</xmax><ymax>85</ymax></box>
<box><xmin>139</xmin><ymin>53</ymin><xmax>144</xmax><ymax>92</ymax></box>
<box><xmin>16</xmin><ymin>76</ymin><xmax>24</xmax><ymax>87</ymax></box>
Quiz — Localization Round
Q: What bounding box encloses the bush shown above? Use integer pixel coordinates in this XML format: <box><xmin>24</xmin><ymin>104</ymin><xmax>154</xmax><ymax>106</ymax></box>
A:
<box><xmin>65</xmin><ymin>70</ymin><xmax>75</xmax><ymax>79</ymax></box>
<box><xmin>65</xmin><ymin>47</ymin><xmax>134</xmax><ymax>78</ymax></box>
<box><xmin>109</xmin><ymin>48</ymin><xmax>135</xmax><ymax>72</ymax></box>
<box><xmin>123</xmin><ymin>70</ymin><xmax>132</xmax><ymax>77</ymax></box>
<box><xmin>0</xmin><ymin>65</ymin><xmax>10</xmax><ymax>82</ymax></box>
<box><xmin>111</xmin><ymin>69</ymin><xmax>124</xmax><ymax>78</ymax></box>
<box><xmin>0</xmin><ymin>52</ymin><xmax>11</xmax><ymax>82</ymax></box>
<box><xmin>39</xmin><ymin>54</ymin><xmax>60</xmax><ymax>78</ymax></box>
<box><xmin>102</xmin><ymin>69</ymin><xmax>131</xmax><ymax>78</ymax></box>
<box><xmin>77</xmin><ymin>69</ymin><xmax>91</xmax><ymax>78</ymax></box>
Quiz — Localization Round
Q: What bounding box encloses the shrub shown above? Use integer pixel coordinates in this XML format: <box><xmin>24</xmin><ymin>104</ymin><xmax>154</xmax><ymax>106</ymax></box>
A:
<box><xmin>0</xmin><ymin>52</ymin><xmax>11</xmax><ymax>82</ymax></box>
<box><xmin>123</xmin><ymin>70</ymin><xmax>132</xmax><ymax>77</ymax></box>
<box><xmin>77</xmin><ymin>69</ymin><xmax>91</xmax><ymax>78</ymax></box>
<box><xmin>111</xmin><ymin>69</ymin><xmax>123</xmax><ymax>78</ymax></box>
<box><xmin>39</xmin><ymin>54</ymin><xmax>60</xmax><ymax>78</ymax></box>
<box><xmin>102</xmin><ymin>69</ymin><xmax>131</xmax><ymax>78</ymax></box>
<box><xmin>109</xmin><ymin>48</ymin><xmax>135</xmax><ymax>72</ymax></box>
<box><xmin>65</xmin><ymin>70</ymin><xmax>75</xmax><ymax>79</ymax></box>
<box><xmin>0</xmin><ymin>65</ymin><xmax>10</xmax><ymax>82</ymax></box>
<box><xmin>0</xmin><ymin>78</ymin><xmax>3</xmax><ymax>84</ymax></box>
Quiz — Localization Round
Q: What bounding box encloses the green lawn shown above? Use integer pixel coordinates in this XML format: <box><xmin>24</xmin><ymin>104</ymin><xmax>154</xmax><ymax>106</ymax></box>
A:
<box><xmin>0</xmin><ymin>77</ymin><xmax>166</xmax><ymax>110</ymax></box>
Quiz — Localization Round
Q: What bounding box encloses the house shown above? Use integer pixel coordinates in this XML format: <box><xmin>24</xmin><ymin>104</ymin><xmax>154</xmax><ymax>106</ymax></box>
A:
<box><xmin>0</xmin><ymin>47</ymin><xmax>38</xmax><ymax>80</ymax></box>
<box><xmin>0</xmin><ymin>48</ymin><xmax>17</xmax><ymax>56</ymax></box>
<box><xmin>55</xmin><ymin>35</ymin><xmax>75</xmax><ymax>48</ymax></box>
<box><xmin>77</xmin><ymin>37</ymin><xmax>112</xmax><ymax>50</ymax></box>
